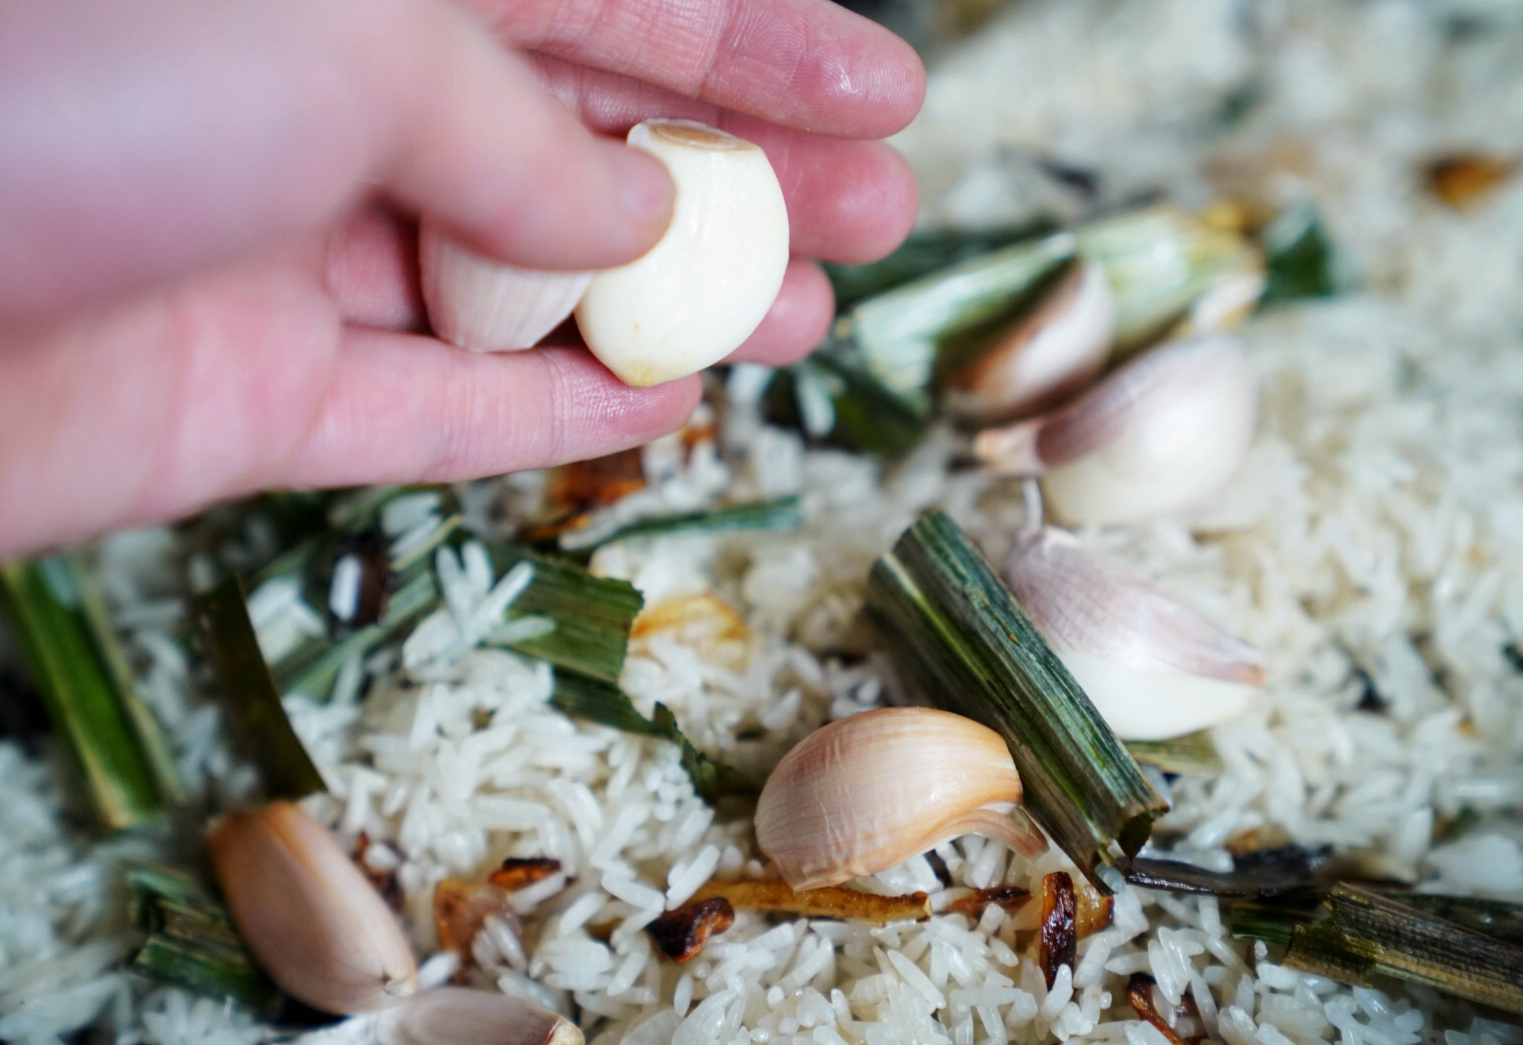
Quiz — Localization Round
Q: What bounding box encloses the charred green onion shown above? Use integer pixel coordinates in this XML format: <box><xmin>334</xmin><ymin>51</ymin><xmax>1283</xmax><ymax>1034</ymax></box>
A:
<box><xmin>864</xmin><ymin>512</ymin><xmax>1167</xmax><ymax>893</ymax></box>
<box><xmin>0</xmin><ymin>556</ymin><xmax>183</xmax><ymax>830</ymax></box>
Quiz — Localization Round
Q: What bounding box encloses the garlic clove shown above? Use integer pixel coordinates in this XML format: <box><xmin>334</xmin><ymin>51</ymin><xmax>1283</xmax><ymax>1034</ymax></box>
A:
<box><xmin>945</xmin><ymin>258</ymin><xmax>1115</xmax><ymax>424</ymax></box>
<box><xmin>755</xmin><ymin>706</ymin><xmax>1047</xmax><ymax>891</ymax></box>
<box><xmin>208</xmin><ymin>801</ymin><xmax>418</xmax><ymax>1014</ymax></box>
<box><xmin>975</xmin><ymin>333</ymin><xmax>1257</xmax><ymax>526</ymax></box>
<box><xmin>375</xmin><ymin>987</ymin><xmax>581</xmax><ymax>1045</ymax></box>
<box><xmin>1003</xmin><ymin>527</ymin><xmax>1263</xmax><ymax>740</ymax></box>
<box><xmin>420</xmin><ymin>219</ymin><xmax>591</xmax><ymax>353</ymax></box>
<box><xmin>575</xmin><ymin>120</ymin><xmax>790</xmax><ymax>387</ymax></box>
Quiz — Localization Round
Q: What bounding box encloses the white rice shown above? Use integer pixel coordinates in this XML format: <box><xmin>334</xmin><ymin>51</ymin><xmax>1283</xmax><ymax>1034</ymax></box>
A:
<box><xmin>6</xmin><ymin>1</ymin><xmax>1523</xmax><ymax>1043</ymax></box>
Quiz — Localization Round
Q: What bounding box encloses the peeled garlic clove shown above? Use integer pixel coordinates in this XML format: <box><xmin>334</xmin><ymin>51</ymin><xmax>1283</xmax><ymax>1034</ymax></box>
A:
<box><xmin>975</xmin><ymin>333</ymin><xmax>1256</xmax><ymax>525</ymax></box>
<box><xmin>575</xmin><ymin>120</ymin><xmax>790</xmax><ymax>387</ymax></box>
<box><xmin>1003</xmin><ymin>527</ymin><xmax>1263</xmax><ymax>740</ymax></box>
<box><xmin>375</xmin><ymin>987</ymin><xmax>581</xmax><ymax>1045</ymax></box>
<box><xmin>755</xmin><ymin>706</ymin><xmax>1047</xmax><ymax>890</ymax></box>
<box><xmin>208</xmin><ymin>801</ymin><xmax>417</xmax><ymax>1014</ymax></box>
<box><xmin>945</xmin><ymin>258</ymin><xmax>1116</xmax><ymax>424</ymax></box>
<box><xmin>420</xmin><ymin>219</ymin><xmax>591</xmax><ymax>353</ymax></box>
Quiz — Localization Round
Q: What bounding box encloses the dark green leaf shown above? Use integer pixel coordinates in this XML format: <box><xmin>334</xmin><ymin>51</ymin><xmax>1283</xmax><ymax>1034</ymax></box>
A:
<box><xmin>195</xmin><ymin>575</ymin><xmax>326</xmax><ymax>800</ymax></box>
<box><xmin>652</xmin><ymin>703</ymin><xmax>758</xmax><ymax>803</ymax></box>
<box><xmin>549</xmin><ymin>670</ymin><xmax>663</xmax><ymax>737</ymax></box>
<box><xmin>486</xmin><ymin>546</ymin><xmax>643</xmax><ymax>684</ymax></box>
<box><xmin>1260</xmin><ymin>201</ymin><xmax>1341</xmax><ymax>304</ymax></box>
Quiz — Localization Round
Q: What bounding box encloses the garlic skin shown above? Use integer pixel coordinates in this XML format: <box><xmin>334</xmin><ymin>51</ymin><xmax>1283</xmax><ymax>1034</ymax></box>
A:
<box><xmin>420</xmin><ymin>219</ymin><xmax>591</xmax><ymax>353</ymax></box>
<box><xmin>1003</xmin><ymin>527</ymin><xmax>1264</xmax><ymax>740</ymax></box>
<box><xmin>946</xmin><ymin>258</ymin><xmax>1116</xmax><ymax>423</ymax></box>
<box><xmin>375</xmin><ymin>987</ymin><xmax>581</xmax><ymax>1045</ymax></box>
<box><xmin>975</xmin><ymin>333</ymin><xmax>1257</xmax><ymax>525</ymax></box>
<box><xmin>575</xmin><ymin>120</ymin><xmax>790</xmax><ymax>387</ymax></box>
<box><xmin>755</xmin><ymin>707</ymin><xmax>1047</xmax><ymax>890</ymax></box>
<box><xmin>208</xmin><ymin>801</ymin><xmax>417</xmax><ymax>1014</ymax></box>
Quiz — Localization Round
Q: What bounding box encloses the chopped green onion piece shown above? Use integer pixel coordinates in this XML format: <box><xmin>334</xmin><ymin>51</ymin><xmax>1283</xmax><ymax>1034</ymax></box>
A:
<box><xmin>487</xmin><ymin>546</ymin><xmax>643</xmax><ymax>684</ymax></box>
<box><xmin>0</xmin><ymin>557</ymin><xmax>183</xmax><ymax>830</ymax></box>
<box><xmin>195</xmin><ymin>575</ymin><xmax>326</xmax><ymax>799</ymax></box>
<box><xmin>560</xmin><ymin>498</ymin><xmax>804</xmax><ymax>552</ymax></box>
<box><xmin>1124</xmin><ymin>732</ymin><xmax>1224</xmax><ymax>776</ymax></box>
<box><xmin>1260</xmin><ymin>200</ymin><xmax>1341</xmax><ymax>304</ymax></box>
<box><xmin>843</xmin><ymin>232</ymin><xmax>1076</xmax><ymax>395</ymax></box>
<box><xmin>125</xmin><ymin>862</ymin><xmax>280</xmax><ymax>1014</ymax></box>
<box><xmin>824</xmin><ymin>223</ymin><xmax>1055</xmax><ymax>308</ymax></box>
<box><xmin>1284</xmin><ymin>885</ymin><xmax>1523</xmax><ymax>1015</ymax></box>
<box><xmin>652</xmin><ymin>703</ymin><xmax>757</xmax><ymax>803</ymax></box>
<box><xmin>864</xmin><ymin>513</ymin><xmax>1167</xmax><ymax>894</ymax></box>
<box><xmin>1076</xmin><ymin>204</ymin><xmax>1263</xmax><ymax>351</ymax></box>
<box><xmin>274</xmin><ymin>570</ymin><xmax>439</xmax><ymax>699</ymax></box>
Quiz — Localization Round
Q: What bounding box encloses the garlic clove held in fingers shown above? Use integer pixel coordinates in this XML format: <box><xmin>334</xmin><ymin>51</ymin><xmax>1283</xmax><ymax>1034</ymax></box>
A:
<box><xmin>375</xmin><ymin>987</ymin><xmax>582</xmax><ymax>1045</ymax></box>
<box><xmin>975</xmin><ymin>333</ymin><xmax>1257</xmax><ymax>526</ymax></box>
<box><xmin>575</xmin><ymin>119</ymin><xmax>790</xmax><ymax>387</ymax></box>
<box><xmin>1003</xmin><ymin>527</ymin><xmax>1264</xmax><ymax>740</ymax></box>
<box><xmin>945</xmin><ymin>258</ymin><xmax>1116</xmax><ymax>424</ymax></box>
<box><xmin>208</xmin><ymin>801</ymin><xmax>417</xmax><ymax>1014</ymax></box>
<box><xmin>755</xmin><ymin>706</ymin><xmax>1047</xmax><ymax>890</ymax></box>
<box><xmin>420</xmin><ymin>219</ymin><xmax>592</xmax><ymax>353</ymax></box>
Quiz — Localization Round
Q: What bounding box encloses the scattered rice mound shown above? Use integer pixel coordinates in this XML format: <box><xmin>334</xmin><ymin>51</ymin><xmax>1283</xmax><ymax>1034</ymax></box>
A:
<box><xmin>4</xmin><ymin>1</ymin><xmax>1523</xmax><ymax>1043</ymax></box>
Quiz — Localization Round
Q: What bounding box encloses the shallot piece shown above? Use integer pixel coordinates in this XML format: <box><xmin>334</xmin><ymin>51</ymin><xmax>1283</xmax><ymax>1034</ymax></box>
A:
<box><xmin>1003</xmin><ymin>527</ymin><xmax>1264</xmax><ymax>740</ymax></box>
<box><xmin>976</xmin><ymin>333</ymin><xmax>1257</xmax><ymax>526</ymax></box>
<box><xmin>576</xmin><ymin>119</ymin><xmax>790</xmax><ymax>387</ymax></box>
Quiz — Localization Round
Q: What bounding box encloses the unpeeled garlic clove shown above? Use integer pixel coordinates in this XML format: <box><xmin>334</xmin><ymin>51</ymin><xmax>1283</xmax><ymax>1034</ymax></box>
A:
<box><xmin>755</xmin><ymin>706</ymin><xmax>1047</xmax><ymax>891</ymax></box>
<box><xmin>208</xmin><ymin>801</ymin><xmax>417</xmax><ymax>1014</ymax></box>
<box><xmin>975</xmin><ymin>333</ymin><xmax>1257</xmax><ymax>525</ymax></box>
<box><xmin>420</xmin><ymin>219</ymin><xmax>591</xmax><ymax>353</ymax></box>
<box><xmin>575</xmin><ymin>119</ymin><xmax>790</xmax><ymax>387</ymax></box>
<box><xmin>375</xmin><ymin>987</ymin><xmax>581</xmax><ymax>1045</ymax></box>
<box><xmin>1003</xmin><ymin>527</ymin><xmax>1264</xmax><ymax>740</ymax></box>
<box><xmin>945</xmin><ymin>258</ymin><xmax>1116</xmax><ymax>424</ymax></box>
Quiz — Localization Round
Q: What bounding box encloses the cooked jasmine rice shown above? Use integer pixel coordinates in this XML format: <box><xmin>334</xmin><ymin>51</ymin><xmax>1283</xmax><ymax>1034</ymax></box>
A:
<box><xmin>6</xmin><ymin>1</ymin><xmax>1523</xmax><ymax>1043</ymax></box>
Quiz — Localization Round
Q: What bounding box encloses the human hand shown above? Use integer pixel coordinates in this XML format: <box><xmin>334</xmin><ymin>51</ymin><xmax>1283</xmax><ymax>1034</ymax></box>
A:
<box><xmin>0</xmin><ymin>0</ymin><xmax>924</xmax><ymax>558</ymax></box>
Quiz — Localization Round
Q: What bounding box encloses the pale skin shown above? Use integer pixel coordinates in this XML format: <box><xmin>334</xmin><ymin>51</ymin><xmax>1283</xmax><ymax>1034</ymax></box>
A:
<box><xmin>0</xmin><ymin>0</ymin><xmax>925</xmax><ymax>559</ymax></box>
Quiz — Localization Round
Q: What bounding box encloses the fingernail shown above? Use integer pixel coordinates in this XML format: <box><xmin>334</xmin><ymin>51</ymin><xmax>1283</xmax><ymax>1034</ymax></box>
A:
<box><xmin>613</xmin><ymin>148</ymin><xmax>674</xmax><ymax>224</ymax></box>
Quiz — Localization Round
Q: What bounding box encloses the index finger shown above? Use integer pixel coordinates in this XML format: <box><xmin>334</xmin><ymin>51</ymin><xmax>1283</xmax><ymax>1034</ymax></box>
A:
<box><xmin>470</xmin><ymin>0</ymin><xmax>926</xmax><ymax>138</ymax></box>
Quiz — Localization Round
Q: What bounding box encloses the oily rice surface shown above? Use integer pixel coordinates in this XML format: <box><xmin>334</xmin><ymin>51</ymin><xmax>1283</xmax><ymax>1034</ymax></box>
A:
<box><xmin>5</xmin><ymin>2</ymin><xmax>1523</xmax><ymax>1044</ymax></box>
